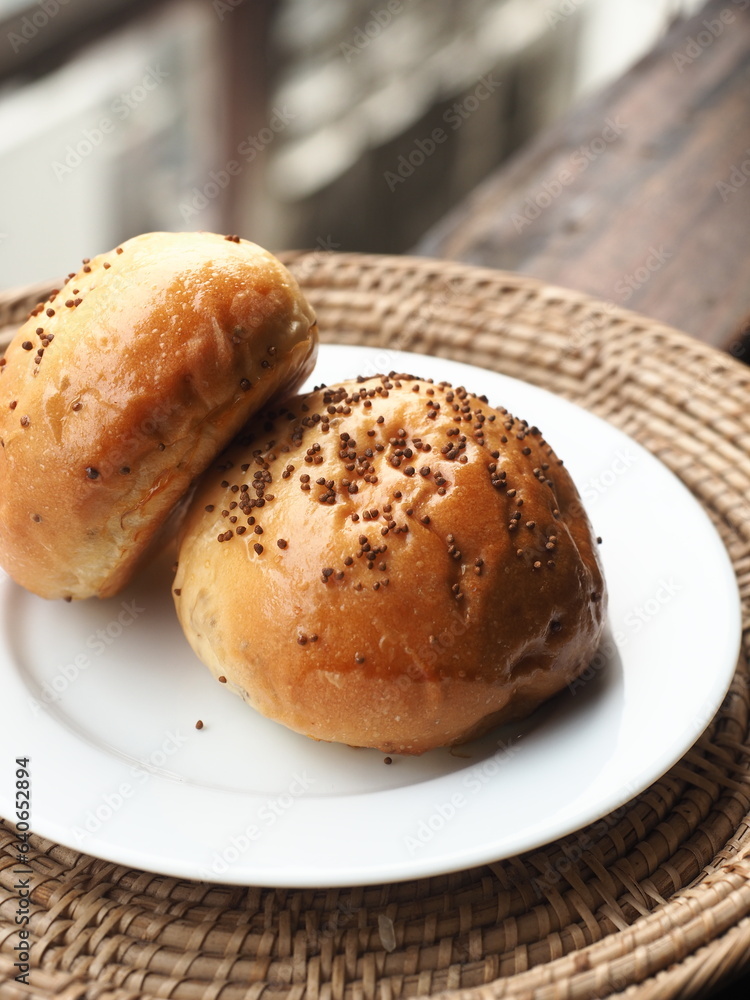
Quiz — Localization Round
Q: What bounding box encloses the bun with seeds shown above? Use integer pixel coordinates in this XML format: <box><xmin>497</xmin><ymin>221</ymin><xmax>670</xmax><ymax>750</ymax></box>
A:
<box><xmin>174</xmin><ymin>373</ymin><xmax>607</xmax><ymax>755</ymax></box>
<box><xmin>0</xmin><ymin>231</ymin><xmax>317</xmax><ymax>600</ymax></box>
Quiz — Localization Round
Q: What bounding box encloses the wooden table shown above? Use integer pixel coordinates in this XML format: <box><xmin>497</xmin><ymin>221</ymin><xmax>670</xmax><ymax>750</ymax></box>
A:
<box><xmin>415</xmin><ymin>0</ymin><xmax>750</xmax><ymax>360</ymax></box>
<box><xmin>416</xmin><ymin>3</ymin><xmax>750</xmax><ymax>996</ymax></box>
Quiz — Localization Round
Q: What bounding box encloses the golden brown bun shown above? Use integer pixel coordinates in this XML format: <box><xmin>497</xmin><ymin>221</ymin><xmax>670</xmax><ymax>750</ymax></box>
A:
<box><xmin>0</xmin><ymin>231</ymin><xmax>317</xmax><ymax>600</ymax></box>
<box><xmin>174</xmin><ymin>373</ymin><xmax>607</xmax><ymax>754</ymax></box>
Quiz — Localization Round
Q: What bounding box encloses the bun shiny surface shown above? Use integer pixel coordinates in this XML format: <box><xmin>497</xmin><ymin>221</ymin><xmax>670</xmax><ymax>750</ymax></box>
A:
<box><xmin>174</xmin><ymin>373</ymin><xmax>607</xmax><ymax>755</ymax></box>
<box><xmin>0</xmin><ymin>231</ymin><xmax>317</xmax><ymax>599</ymax></box>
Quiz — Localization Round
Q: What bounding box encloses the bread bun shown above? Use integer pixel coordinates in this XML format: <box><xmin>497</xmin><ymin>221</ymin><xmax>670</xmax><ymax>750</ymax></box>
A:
<box><xmin>0</xmin><ymin>231</ymin><xmax>317</xmax><ymax>600</ymax></box>
<box><xmin>174</xmin><ymin>373</ymin><xmax>607</xmax><ymax>754</ymax></box>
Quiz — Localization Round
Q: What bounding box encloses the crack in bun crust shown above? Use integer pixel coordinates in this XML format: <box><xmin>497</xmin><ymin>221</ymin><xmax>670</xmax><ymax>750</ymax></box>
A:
<box><xmin>174</xmin><ymin>373</ymin><xmax>607</xmax><ymax>755</ymax></box>
<box><xmin>0</xmin><ymin>231</ymin><xmax>318</xmax><ymax>599</ymax></box>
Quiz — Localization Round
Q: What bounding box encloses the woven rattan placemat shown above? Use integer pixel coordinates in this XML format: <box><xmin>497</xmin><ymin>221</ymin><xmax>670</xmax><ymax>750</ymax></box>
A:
<box><xmin>0</xmin><ymin>252</ymin><xmax>748</xmax><ymax>1000</ymax></box>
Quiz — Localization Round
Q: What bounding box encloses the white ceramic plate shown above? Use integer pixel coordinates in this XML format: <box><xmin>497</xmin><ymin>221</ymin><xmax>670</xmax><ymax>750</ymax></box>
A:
<box><xmin>0</xmin><ymin>345</ymin><xmax>741</xmax><ymax>887</ymax></box>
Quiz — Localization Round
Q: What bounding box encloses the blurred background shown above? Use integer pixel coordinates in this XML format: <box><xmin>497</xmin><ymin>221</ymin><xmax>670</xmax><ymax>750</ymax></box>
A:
<box><xmin>0</xmin><ymin>0</ymin><xmax>703</xmax><ymax>289</ymax></box>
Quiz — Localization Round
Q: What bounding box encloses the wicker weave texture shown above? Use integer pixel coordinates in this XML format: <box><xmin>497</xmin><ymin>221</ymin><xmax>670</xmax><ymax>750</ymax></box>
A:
<box><xmin>0</xmin><ymin>252</ymin><xmax>749</xmax><ymax>1000</ymax></box>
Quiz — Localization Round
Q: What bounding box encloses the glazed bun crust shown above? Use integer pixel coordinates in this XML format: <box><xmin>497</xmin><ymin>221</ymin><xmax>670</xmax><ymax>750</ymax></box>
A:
<box><xmin>174</xmin><ymin>374</ymin><xmax>607</xmax><ymax>755</ymax></box>
<box><xmin>0</xmin><ymin>231</ymin><xmax>317</xmax><ymax>599</ymax></box>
